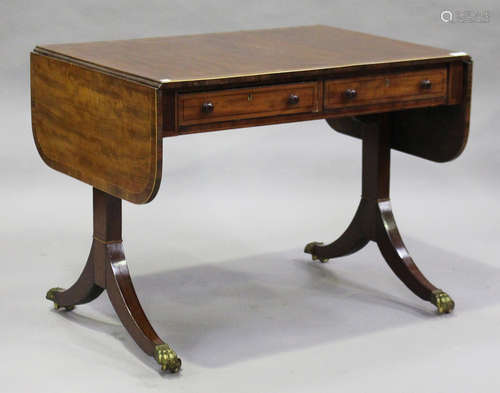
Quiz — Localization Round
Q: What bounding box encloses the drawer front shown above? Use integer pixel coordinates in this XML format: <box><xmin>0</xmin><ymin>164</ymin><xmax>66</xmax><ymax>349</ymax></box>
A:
<box><xmin>325</xmin><ymin>67</ymin><xmax>447</xmax><ymax>110</ymax></box>
<box><xmin>178</xmin><ymin>82</ymin><xmax>321</xmax><ymax>126</ymax></box>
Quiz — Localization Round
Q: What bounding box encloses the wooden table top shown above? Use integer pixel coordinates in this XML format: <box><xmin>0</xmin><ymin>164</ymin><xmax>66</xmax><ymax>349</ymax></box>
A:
<box><xmin>35</xmin><ymin>25</ymin><xmax>467</xmax><ymax>88</ymax></box>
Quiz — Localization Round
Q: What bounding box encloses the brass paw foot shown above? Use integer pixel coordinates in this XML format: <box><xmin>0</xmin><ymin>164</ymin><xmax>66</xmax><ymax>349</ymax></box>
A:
<box><xmin>430</xmin><ymin>290</ymin><xmax>455</xmax><ymax>314</ymax></box>
<box><xmin>154</xmin><ymin>344</ymin><xmax>181</xmax><ymax>373</ymax></box>
<box><xmin>304</xmin><ymin>241</ymin><xmax>329</xmax><ymax>263</ymax></box>
<box><xmin>45</xmin><ymin>287</ymin><xmax>75</xmax><ymax>311</ymax></box>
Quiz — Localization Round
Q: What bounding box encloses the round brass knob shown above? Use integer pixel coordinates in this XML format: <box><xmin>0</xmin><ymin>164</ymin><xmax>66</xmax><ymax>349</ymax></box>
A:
<box><xmin>201</xmin><ymin>101</ymin><xmax>214</xmax><ymax>113</ymax></box>
<box><xmin>344</xmin><ymin>89</ymin><xmax>357</xmax><ymax>99</ymax></box>
<box><xmin>421</xmin><ymin>79</ymin><xmax>432</xmax><ymax>89</ymax></box>
<box><xmin>287</xmin><ymin>94</ymin><xmax>300</xmax><ymax>105</ymax></box>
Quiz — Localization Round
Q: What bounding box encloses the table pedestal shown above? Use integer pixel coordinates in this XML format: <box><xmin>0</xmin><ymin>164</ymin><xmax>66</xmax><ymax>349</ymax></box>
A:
<box><xmin>305</xmin><ymin>115</ymin><xmax>454</xmax><ymax>313</ymax></box>
<box><xmin>45</xmin><ymin>188</ymin><xmax>181</xmax><ymax>372</ymax></box>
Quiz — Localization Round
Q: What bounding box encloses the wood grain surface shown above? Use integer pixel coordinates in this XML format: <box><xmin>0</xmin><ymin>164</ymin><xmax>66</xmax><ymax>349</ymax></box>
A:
<box><xmin>31</xmin><ymin>26</ymin><xmax>472</xmax><ymax>203</ymax></box>
<box><xmin>31</xmin><ymin>53</ymin><xmax>162</xmax><ymax>204</ymax></box>
<box><xmin>325</xmin><ymin>66</ymin><xmax>447</xmax><ymax>109</ymax></box>
<box><xmin>178</xmin><ymin>81</ymin><xmax>321</xmax><ymax>126</ymax></box>
<box><xmin>328</xmin><ymin>59</ymin><xmax>472</xmax><ymax>162</ymax></box>
<box><xmin>34</xmin><ymin>25</ymin><xmax>467</xmax><ymax>88</ymax></box>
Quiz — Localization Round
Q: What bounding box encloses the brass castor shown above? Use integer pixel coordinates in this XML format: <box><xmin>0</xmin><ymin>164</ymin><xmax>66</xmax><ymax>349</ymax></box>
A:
<box><xmin>304</xmin><ymin>241</ymin><xmax>330</xmax><ymax>263</ymax></box>
<box><xmin>154</xmin><ymin>344</ymin><xmax>182</xmax><ymax>373</ymax></box>
<box><xmin>46</xmin><ymin>287</ymin><xmax>75</xmax><ymax>311</ymax></box>
<box><xmin>430</xmin><ymin>290</ymin><xmax>455</xmax><ymax>314</ymax></box>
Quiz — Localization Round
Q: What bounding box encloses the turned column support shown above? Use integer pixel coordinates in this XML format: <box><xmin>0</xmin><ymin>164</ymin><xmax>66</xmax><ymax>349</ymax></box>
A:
<box><xmin>305</xmin><ymin>115</ymin><xmax>455</xmax><ymax>314</ymax></box>
<box><xmin>45</xmin><ymin>188</ymin><xmax>181</xmax><ymax>372</ymax></box>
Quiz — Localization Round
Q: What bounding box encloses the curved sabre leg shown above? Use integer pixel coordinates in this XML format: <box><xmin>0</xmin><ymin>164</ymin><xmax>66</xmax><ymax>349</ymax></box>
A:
<box><xmin>104</xmin><ymin>241</ymin><xmax>181</xmax><ymax>373</ymax></box>
<box><xmin>304</xmin><ymin>200</ymin><xmax>369</xmax><ymax>263</ymax></box>
<box><xmin>46</xmin><ymin>243</ymin><xmax>104</xmax><ymax>311</ymax></box>
<box><xmin>46</xmin><ymin>188</ymin><xmax>181</xmax><ymax>372</ymax></box>
<box><xmin>375</xmin><ymin>200</ymin><xmax>454</xmax><ymax>314</ymax></box>
<box><xmin>306</xmin><ymin>115</ymin><xmax>456</xmax><ymax>313</ymax></box>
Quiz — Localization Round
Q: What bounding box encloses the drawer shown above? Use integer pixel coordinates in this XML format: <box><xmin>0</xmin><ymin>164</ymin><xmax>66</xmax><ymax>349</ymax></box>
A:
<box><xmin>324</xmin><ymin>67</ymin><xmax>447</xmax><ymax>110</ymax></box>
<box><xmin>178</xmin><ymin>82</ymin><xmax>321</xmax><ymax>126</ymax></box>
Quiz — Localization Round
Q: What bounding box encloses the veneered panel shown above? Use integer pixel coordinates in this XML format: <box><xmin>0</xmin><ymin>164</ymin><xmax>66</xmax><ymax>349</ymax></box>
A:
<box><xmin>327</xmin><ymin>60</ymin><xmax>472</xmax><ymax>163</ymax></box>
<box><xmin>35</xmin><ymin>25</ymin><xmax>466</xmax><ymax>88</ymax></box>
<box><xmin>31</xmin><ymin>53</ymin><xmax>161</xmax><ymax>204</ymax></box>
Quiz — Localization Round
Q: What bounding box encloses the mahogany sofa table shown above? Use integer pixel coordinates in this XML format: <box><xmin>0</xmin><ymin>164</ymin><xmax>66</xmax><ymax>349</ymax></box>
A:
<box><xmin>31</xmin><ymin>25</ymin><xmax>472</xmax><ymax>373</ymax></box>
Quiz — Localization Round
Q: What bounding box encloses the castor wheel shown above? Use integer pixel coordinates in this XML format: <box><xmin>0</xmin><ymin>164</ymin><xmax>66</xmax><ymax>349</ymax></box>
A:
<box><xmin>46</xmin><ymin>287</ymin><xmax>76</xmax><ymax>311</ymax></box>
<box><xmin>430</xmin><ymin>290</ymin><xmax>455</xmax><ymax>314</ymax></box>
<box><xmin>304</xmin><ymin>241</ymin><xmax>330</xmax><ymax>263</ymax></box>
<box><xmin>155</xmin><ymin>344</ymin><xmax>182</xmax><ymax>373</ymax></box>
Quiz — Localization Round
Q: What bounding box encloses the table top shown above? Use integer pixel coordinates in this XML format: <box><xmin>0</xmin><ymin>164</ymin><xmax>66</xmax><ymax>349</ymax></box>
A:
<box><xmin>35</xmin><ymin>25</ymin><xmax>467</xmax><ymax>88</ymax></box>
<box><xmin>31</xmin><ymin>25</ymin><xmax>472</xmax><ymax>204</ymax></box>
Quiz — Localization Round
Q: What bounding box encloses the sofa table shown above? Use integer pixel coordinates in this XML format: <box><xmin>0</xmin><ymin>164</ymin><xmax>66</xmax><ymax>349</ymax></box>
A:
<box><xmin>31</xmin><ymin>25</ymin><xmax>472</xmax><ymax>373</ymax></box>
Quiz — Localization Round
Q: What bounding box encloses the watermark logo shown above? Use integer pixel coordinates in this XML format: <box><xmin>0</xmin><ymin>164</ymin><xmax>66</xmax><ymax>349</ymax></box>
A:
<box><xmin>441</xmin><ymin>9</ymin><xmax>490</xmax><ymax>23</ymax></box>
<box><xmin>440</xmin><ymin>10</ymin><xmax>453</xmax><ymax>23</ymax></box>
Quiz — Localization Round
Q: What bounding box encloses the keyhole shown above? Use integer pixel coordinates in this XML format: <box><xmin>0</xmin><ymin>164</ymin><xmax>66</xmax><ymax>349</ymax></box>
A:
<box><xmin>248</xmin><ymin>93</ymin><xmax>253</xmax><ymax>101</ymax></box>
<box><xmin>385</xmin><ymin>78</ymin><xmax>390</xmax><ymax>87</ymax></box>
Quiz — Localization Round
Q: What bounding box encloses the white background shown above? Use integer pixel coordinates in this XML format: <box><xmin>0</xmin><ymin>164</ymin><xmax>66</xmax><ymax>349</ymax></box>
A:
<box><xmin>1</xmin><ymin>1</ymin><xmax>499</xmax><ymax>392</ymax></box>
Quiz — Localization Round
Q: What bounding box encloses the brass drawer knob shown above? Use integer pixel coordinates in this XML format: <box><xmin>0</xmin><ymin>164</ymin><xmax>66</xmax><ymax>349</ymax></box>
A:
<box><xmin>421</xmin><ymin>79</ymin><xmax>432</xmax><ymax>89</ymax></box>
<box><xmin>287</xmin><ymin>94</ymin><xmax>300</xmax><ymax>105</ymax></box>
<box><xmin>201</xmin><ymin>101</ymin><xmax>214</xmax><ymax>113</ymax></box>
<box><xmin>344</xmin><ymin>88</ymin><xmax>357</xmax><ymax>99</ymax></box>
